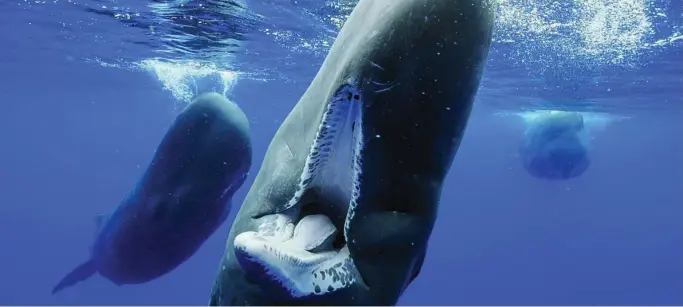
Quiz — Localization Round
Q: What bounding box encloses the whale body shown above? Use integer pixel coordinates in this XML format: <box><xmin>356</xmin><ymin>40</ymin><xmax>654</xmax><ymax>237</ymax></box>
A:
<box><xmin>208</xmin><ymin>0</ymin><xmax>495</xmax><ymax>304</ymax></box>
<box><xmin>520</xmin><ymin>111</ymin><xmax>590</xmax><ymax>180</ymax></box>
<box><xmin>52</xmin><ymin>92</ymin><xmax>252</xmax><ymax>294</ymax></box>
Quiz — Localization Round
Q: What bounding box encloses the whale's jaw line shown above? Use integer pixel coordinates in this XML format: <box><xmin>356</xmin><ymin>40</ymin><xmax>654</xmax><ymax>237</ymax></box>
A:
<box><xmin>234</xmin><ymin>84</ymin><xmax>365</xmax><ymax>298</ymax></box>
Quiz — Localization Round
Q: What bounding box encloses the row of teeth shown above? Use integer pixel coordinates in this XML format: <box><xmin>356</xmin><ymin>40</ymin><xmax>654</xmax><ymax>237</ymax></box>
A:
<box><xmin>278</xmin><ymin>85</ymin><xmax>359</xmax><ymax>214</ymax></box>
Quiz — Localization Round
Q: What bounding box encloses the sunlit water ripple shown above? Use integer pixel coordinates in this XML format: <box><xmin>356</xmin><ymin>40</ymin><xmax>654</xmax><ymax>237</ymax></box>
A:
<box><xmin>2</xmin><ymin>0</ymin><xmax>682</xmax><ymax>116</ymax></box>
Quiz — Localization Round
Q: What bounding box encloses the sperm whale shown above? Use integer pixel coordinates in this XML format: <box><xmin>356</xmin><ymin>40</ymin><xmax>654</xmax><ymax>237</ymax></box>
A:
<box><xmin>52</xmin><ymin>92</ymin><xmax>252</xmax><ymax>294</ymax></box>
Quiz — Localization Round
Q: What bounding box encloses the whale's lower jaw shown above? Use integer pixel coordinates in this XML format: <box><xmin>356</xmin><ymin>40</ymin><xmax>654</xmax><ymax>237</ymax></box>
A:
<box><xmin>234</xmin><ymin>226</ymin><xmax>362</xmax><ymax>298</ymax></box>
<box><xmin>234</xmin><ymin>204</ymin><xmax>365</xmax><ymax>299</ymax></box>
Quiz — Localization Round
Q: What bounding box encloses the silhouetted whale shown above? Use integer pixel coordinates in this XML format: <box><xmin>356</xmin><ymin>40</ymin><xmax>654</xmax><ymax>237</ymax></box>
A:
<box><xmin>520</xmin><ymin>111</ymin><xmax>590</xmax><ymax>180</ymax></box>
<box><xmin>52</xmin><ymin>92</ymin><xmax>252</xmax><ymax>294</ymax></box>
<box><xmin>208</xmin><ymin>0</ymin><xmax>495</xmax><ymax>305</ymax></box>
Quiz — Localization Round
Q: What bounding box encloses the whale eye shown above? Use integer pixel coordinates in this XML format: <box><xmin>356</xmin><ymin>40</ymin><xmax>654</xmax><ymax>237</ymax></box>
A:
<box><xmin>353</xmin><ymin>94</ymin><xmax>360</xmax><ymax>100</ymax></box>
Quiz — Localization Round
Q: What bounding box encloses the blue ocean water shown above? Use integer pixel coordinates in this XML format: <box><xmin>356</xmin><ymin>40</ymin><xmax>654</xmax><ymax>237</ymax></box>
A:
<box><xmin>0</xmin><ymin>0</ymin><xmax>681</xmax><ymax>305</ymax></box>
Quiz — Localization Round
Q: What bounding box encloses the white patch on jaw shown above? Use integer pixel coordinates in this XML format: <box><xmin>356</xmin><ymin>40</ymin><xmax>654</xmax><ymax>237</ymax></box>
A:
<box><xmin>234</xmin><ymin>231</ymin><xmax>339</xmax><ymax>297</ymax></box>
<box><xmin>235</xmin><ymin>232</ymin><xmax>360</xmax><ymax>298</ymax></box>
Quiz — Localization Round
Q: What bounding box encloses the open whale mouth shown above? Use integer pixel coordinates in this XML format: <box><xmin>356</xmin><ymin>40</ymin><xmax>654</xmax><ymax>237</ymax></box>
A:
<box><xmin>234</xmin><ymin>84</ymin><xmax>365</xmax><ymax>298</ymax></box>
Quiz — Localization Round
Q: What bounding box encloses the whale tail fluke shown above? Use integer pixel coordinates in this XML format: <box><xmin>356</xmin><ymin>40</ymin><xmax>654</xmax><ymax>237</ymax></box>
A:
<box><xmin>51</xmin><ymin>259</ymin><xmax>97</xmax><ymax>294</ymax></box>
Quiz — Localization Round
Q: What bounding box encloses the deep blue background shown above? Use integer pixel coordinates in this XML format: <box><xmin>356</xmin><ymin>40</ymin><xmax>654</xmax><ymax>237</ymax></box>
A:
<box><xmin>1</xmin><ymin>45</ymin><xmax>682</xmax><ymax>305</ymax></box>
<box><xmin>2</xmin><ymin>0</ymin><xmax>683</xmax><ymax>303</ymax></box>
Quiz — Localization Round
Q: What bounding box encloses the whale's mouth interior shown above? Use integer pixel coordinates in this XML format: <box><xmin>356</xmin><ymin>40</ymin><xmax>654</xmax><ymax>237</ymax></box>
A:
<box><xmin>234</xmin><ymin>84</ymin><xmax>364</xmax><ymax>298</ymax></box>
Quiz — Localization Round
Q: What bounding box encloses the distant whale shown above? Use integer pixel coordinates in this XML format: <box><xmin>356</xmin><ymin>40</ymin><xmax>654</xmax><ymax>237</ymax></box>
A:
<box><xmin>520</xmin><ymin>111</ymin><xmax>590</xmax><ymax>180</ymax></box>
<box><xmin>52</xmin><ymin>92</ymin><xmax>252</xmax><ymax>294</ymax></box>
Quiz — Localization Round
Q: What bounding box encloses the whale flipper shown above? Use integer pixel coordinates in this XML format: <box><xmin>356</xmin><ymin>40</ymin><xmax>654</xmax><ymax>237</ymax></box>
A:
<box><xmin>52</xmin><ymin>259</ymin><xmax>97</xmax><ymax>294</ymax></box>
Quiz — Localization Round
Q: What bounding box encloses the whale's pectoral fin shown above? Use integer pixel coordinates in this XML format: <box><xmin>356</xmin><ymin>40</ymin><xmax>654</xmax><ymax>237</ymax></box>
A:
<box><xmin>51</xmin><ymin>259</ymin><xmax>97</xmax><ymax>294</ymax></box>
